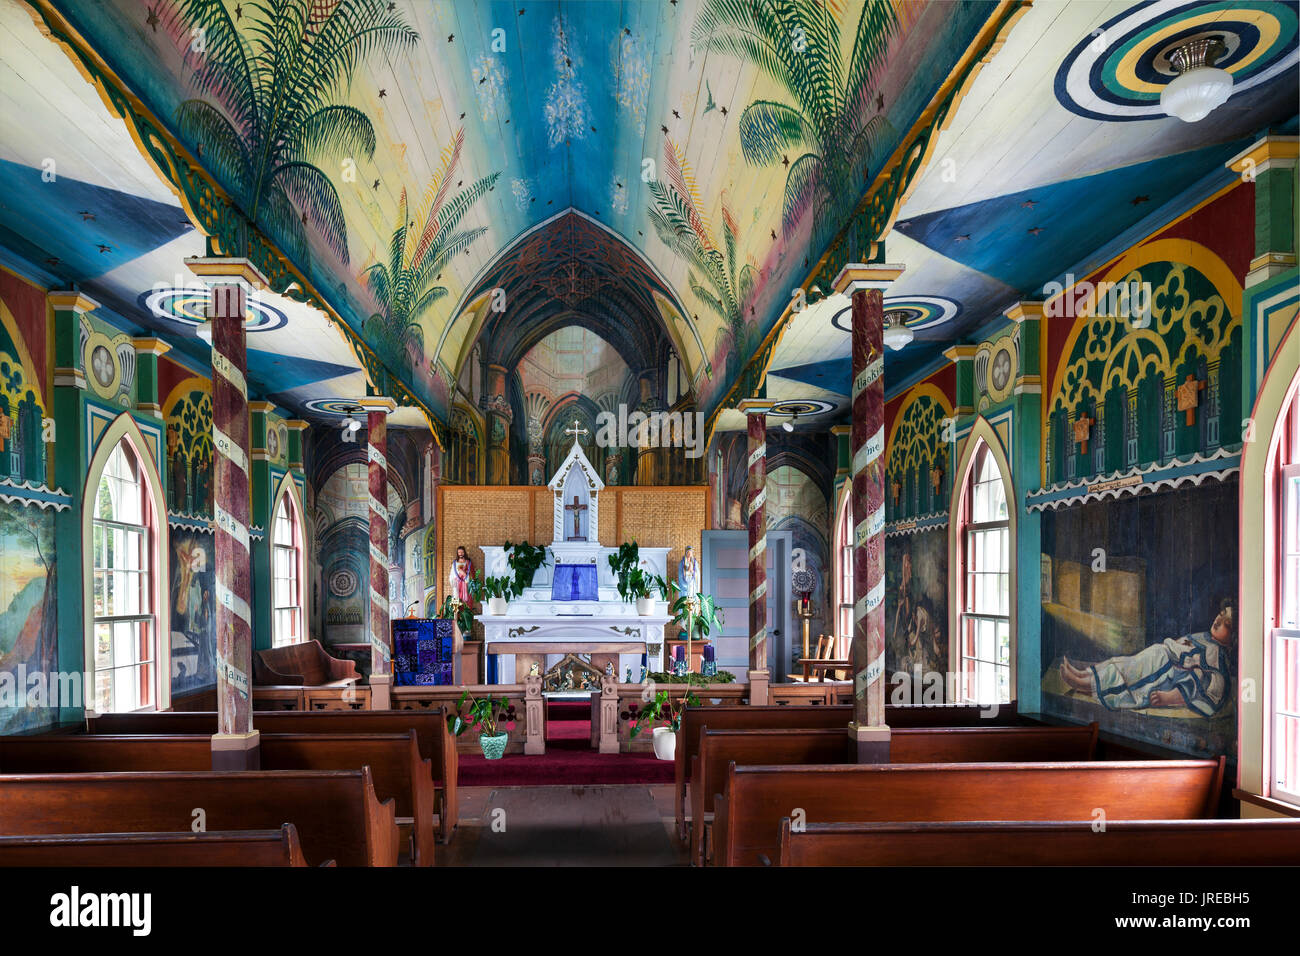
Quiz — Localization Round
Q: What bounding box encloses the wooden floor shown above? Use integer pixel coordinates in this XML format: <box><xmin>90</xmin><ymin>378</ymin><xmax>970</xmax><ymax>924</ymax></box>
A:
<box><xmin>442</xmin><ymin>785</ymin><xmax>690</xmax><ymax>866</ymax></box>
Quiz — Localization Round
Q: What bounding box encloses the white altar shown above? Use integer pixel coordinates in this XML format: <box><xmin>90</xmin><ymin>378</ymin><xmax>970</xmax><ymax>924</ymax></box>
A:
<box><xmin>479</xmin><ymin>428</ymin><xmax>672</xmax><ymax>684</ymax></box>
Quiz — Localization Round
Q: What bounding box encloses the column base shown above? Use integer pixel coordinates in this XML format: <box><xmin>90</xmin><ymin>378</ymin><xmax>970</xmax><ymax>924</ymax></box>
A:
<box><xmin>847</xmin><ymin>722</ymin><xmax>891</xmax><ymax>764</ymax></box>
<box><xmin>747</xmin><ymin>669</ymin><xmax>770</xmax><ymax>706</ymax></box>
<box><xmin>369</xmin><ymin>673</ymin><xmax>392</xmax><ymax>710</ymax></box>
<box><xmin>211</xmin><ymin>731</ymin><xmax>261</xmax><ymax>770</ymax></box>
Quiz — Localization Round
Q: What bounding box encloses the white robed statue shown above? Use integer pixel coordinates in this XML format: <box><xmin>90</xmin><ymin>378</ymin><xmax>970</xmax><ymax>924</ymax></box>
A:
<box><xmin>677</xmin><ymin>545</ymin><xmax>700</xmax><ymax>599</ymax></box>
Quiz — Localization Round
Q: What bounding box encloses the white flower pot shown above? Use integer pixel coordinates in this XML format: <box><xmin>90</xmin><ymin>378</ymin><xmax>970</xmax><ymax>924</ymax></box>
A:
<box><xmin>488</xmin><ymin>597</ymin><xmax>508</xmax><ymax>615</ymax></box>
<box><xmin>636</xmin><ymin>597</ymin><xmax>655</xmax><ymax>616</ymax></box>
<box><xmin>652</xmin><ymin>726</ymin><xmax>676</xmax><ymax>761</ymax></box>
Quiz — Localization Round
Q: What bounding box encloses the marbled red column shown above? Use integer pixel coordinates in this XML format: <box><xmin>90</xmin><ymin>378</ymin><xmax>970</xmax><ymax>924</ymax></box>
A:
<box><xmin>746</xmin><ymin>411</ymin><xmax>767</xmax><ymax>671</ymax></box>
<box><xmin>368</xmin><ymin>409</ymin><xmax>391</xmax><ymax>676</ymax></box>
<box><xmin>851</xmin><ymin>286</ymin><xmax>887</xmax><ymax>731</ymax></box>
<box><xmin>210</xmin><ymin>282</ymin><xmax>253</xmax><ymax>737</ymax></box>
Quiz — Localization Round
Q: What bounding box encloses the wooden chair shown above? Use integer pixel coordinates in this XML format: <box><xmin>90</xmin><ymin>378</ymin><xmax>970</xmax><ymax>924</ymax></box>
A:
<box><xmin>254</xmin><ymin>639</ymin><xmax>359</xmax><ymax>687</ymax></box>
<box><xmin>0</xmin><ymin>825</ymin><xmax>318</xmax><ymax>867</ymax></box>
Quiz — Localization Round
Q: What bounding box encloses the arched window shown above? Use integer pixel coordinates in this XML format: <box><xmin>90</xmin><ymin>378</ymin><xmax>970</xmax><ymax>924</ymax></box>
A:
<box><xmin>833</xmin><ymin>486</ymin><xmax>853</xmax><ymax>647</ymax></box>
<box><xmin>272</xmin><ymin>490</ymin><xmax>304</xmax><ymax>648</ymax></box>
<box><xmin>91</xmin><ymin>437</ymin><xmax>160</xmax><ymax>712</ymax></box>
<box><xmin>957</xmin><ymin>440</ymin><xmax>1011</xmax><ymax>705</ymax></box>
<box><xmin>1269</xmin><ymin>377</ymin><xmax>1300</xmax><ymax>805</ymax></box>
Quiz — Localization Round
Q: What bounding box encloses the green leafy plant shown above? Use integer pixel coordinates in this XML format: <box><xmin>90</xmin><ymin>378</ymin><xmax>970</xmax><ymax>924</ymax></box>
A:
<box><xmin>174</xmin><ymin>0</ymin><xmax>418</xmax><ymax>262</ymax></box>
<box><xmin>447</xmin><ymin>691</ymin><xmax>514</xmax><ymax>738</ymax></box>
<box><xmin>609</xmin><ymin>540</ymin><xmax>671</xmax><ymax>604</ymax></box>
<box><xmin>646</xmin><ymin>670</ymin><xmax>737</xmax><ymax>687</ymax></box>
<box><xmin>479</xmin><ymin>575</ymin><xmax>515</xmax><ymax>602</ymax></box>
<box><xmin>502</xmin><ymin>540</ymin><xmax>549</xmax><ymax>596</ymax></box>
<box><xmin>671</xmin><ymin>590</ymin><xmax>724</xmax><ymax>641</ymax></box>
<box><xmin>627</xmin><ymin>688</ymin><xmax>700</xmax><ymax>737</ymax></box>
<box><xmin>436</xmin><ymin>594</ymin><xmax>474</xmax><ymax>638</ymax></box>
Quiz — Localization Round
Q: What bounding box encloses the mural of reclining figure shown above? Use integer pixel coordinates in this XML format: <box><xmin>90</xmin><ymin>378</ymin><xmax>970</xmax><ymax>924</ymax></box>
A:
<box><xmin>1058</xmin><ymin>599</ymin><xmax>1234</xmax><ymax>717</ymax></box>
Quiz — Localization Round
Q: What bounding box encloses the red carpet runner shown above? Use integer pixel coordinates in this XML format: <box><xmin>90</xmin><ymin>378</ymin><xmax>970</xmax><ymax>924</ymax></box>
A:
<box><xmin>457</xmin><ymin>701</ymin><xmax>674</xmax><ymax>786</ymax></box>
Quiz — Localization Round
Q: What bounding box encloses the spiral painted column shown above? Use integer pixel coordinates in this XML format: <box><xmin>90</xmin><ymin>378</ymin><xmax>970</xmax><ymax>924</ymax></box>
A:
<box><xmin>363</xmin><ymin>397</ymin><xmax>397</xmax><ymax>709</ymax></box>
<box><xmin>834</xmin><ymin>262</ymin><xmax>903</xmax><ymax>762</ymax></box>
<box><xmin>189</xmin><ymin>257</ymin><xmax>267</xmax><ymax>769</ymax></box>
<box><xmin>738</xmin><ymin>399</ymin><xmax>770</xmax><ymax>705</ymax></box>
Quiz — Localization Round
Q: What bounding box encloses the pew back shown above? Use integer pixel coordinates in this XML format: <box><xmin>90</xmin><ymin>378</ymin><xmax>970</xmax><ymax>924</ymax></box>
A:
<box><xmin>85</xmin><ymin>707</ymin><xmax>459</xmax><ymax>842</ymax></box>
<box><xmin>714</xmin><ymin>758</ymin><xmax>1225</xmax><ymax>866</ymax></box>
<box><xmin>0</xmin><ymin>769</ymin><xmax>399</xmax><ymax>867</ymax></box>
<box><xmin>777</xmin><ymin>818</ymin><xmax>1300</xmax><ymax>866</ymax></box>
<box><xmin>0</xmin><ymin>826</ymin><xmax>313</xmax><ymax>867</ymax></box>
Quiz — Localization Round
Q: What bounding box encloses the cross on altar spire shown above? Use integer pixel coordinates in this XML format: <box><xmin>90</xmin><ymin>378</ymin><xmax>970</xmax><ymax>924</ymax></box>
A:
<box><xmin>565</xmin><ymin>419</ymin><xmax>589</xmax><ymax>444</ymax></box>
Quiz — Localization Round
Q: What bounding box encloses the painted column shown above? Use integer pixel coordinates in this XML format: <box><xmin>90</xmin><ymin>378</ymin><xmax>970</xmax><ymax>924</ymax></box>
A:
<box><xmin>483</xmin><ymin>364</ymin><xmax>511</xmax><ymax>485</ymax></box>
<box><xmin>131</xmin><ymin>338</ymin><xmax>170</xmax><ymax>418</ymax></box>
<box><xmin>362</xmin><ymin>396</ymin><xmax>397</xmax><ymax>708</ymax></box>
<box><xmin>248</xmin><ymin>401</ymin><xmax>275</xmax><ymax>652</ymax></box>
<box><xmin>738</xmin><ymin>399</ymin><xmax>770</xmax><ymax>705</ymax></box>
<box><xmin>49</xmin><ymin>292</ymin><xmax>96</xmax><ymax>727</ymax></box>
<box><xmin>188</xmin><ymin>257</ymin><xmax>266</xmax><ymax>769</ymax></box>
<box><xmin>834</xmin><ymin>263</ymin><xmax>903</xmax><ymax>762</ymax></box>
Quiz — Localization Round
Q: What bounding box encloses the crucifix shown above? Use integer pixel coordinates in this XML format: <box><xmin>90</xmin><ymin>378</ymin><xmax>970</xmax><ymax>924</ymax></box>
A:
<box><xmin>565</xmin><ymin>495</ymin><xmax>587</xmax><ymax>540</ymax></box>
<box><xmin>1176</xmin><ymin>373</ymin><xmax>1207</xmax><ymax>426</ymax></box>
<box><xmin>565</xmin><ymin>419</ymin><xmax>588</xmax><ymax>444</ymax></box>
<box><xmin>1073</xmin><ymin>412</ymin><xmax>1095</xmax><ymax>455</ymax></box>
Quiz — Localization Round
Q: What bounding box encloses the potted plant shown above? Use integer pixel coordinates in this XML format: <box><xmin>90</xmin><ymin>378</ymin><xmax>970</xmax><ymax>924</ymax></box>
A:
<box><xmin>629</xmin><ymin>688</ymin><xmax>700</xmax><ymax>760</ymax></box>
<box><xmin>437</xmin><ymin>593</ymin><xmax>475</xmax><ymax>640</ymax></box>
<box><xmin>480</xmin><ymin>575</ymin><xmax>514</xmax><ymax>615</ymax></box>
<box><xmin>609</xmin><ymin>541</ymin><xmax>669</xmax><ymax>614</ymax></box>
<box><xmin>503</xmin><ymin>539</ymin><xmax>549</xmax><ymax>595</ymax></box>
<box><xmin>447</xmin><ymin>690</ymin><xmax>515</xmax><ymax>759</ymax></box>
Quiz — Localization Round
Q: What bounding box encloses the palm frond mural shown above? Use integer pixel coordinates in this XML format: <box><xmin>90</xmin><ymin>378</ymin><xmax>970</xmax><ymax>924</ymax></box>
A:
<box><xmin>648</xmin><ymin>138</ymin><xmax>756</xmax><ymax>379</ymax></box>
<box><xmin>692</xmin><ymin>0</ymin><xmax>900</xmax><ymax>242</ymax></box>
<box><xmin>173</xmin><ymin>0</ymin><xmax>418</xmax><ymax>262</ymax></box>
<box><xmin>362</xmin><ymin>129</ymin><xmax>500</xmax><ymax>369</ymax></box>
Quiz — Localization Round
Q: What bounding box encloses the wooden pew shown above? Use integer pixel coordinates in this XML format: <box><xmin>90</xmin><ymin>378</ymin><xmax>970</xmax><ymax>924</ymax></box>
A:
<box><xmin>689</xmin><ymin>724</ymin><xmax>1099</xmax><ymax>865</ymax></box>
<box><xmin>0</xmin><ymin>825</ymin><xmax>317</xmax><ymax>867</ymax></box>
<box><xmin>674</xmin><ymin>703</ymin><xmax>1023</xmax><ymax>841</ymax></box>
<box><xmin>86</xmin><ymin>707</ymin><xmax>459</xmax><ymax>843</ymax></box>
<box><xmin>0</xmin><ymin>732</ymin><xmax>435</xmax><ymax>866</ymax></box>
<box><xmin>0</xmin><ymin>769</ymin><xmax>399</xmax><ymax>867</ymax></box>
<box><xmin>711</xmin><ymin>758</ymin><xmax>1225</xmax><ymax>867</ymax></box>
<box><xmin>777</xmin><ymin>818</ymin><xmax>1300</xmax><ymax>866</ymax></box>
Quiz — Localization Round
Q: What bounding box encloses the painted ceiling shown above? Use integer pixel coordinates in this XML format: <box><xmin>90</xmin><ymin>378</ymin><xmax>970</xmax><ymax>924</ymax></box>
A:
<box><xmin>0</xmin><ymin>0</ymin><xmax>997</xmax><ymax>432</ymax></box>
<box><xmin>729</xmin><ymin>0</ymin><xmax>1299</xmax><ymax>432</ymax></box>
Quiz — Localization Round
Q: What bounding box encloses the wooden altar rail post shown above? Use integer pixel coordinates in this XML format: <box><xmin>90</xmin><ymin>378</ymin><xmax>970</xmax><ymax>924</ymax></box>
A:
<box><xmin>525</xmin><ymin>673</ymin><xmax>545</xmax><ymax>755</ymax></box>
<box><xmin>599</xmin><ymin>675</ymin><xmax>620</xmax><ymax>754</ymax></box>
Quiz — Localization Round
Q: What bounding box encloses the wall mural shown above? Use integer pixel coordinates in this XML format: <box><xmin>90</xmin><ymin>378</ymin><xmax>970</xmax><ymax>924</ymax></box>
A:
<box><xmin>169</xmin><ymin>527</ymin><xmax>215</xmax><ymax>696</ymax></box>
<box><xmin>0</xmin><ymin>505</ymin><xmax>57</xmax><ymax>733</ymax></box>
<box><xmin>885</xmin><ymin>386</ymin><xmax>952</xmax><ymax>521</ymax></box>
<box><xmin>0</xmin><ymin>281</ymin><xmax>49</xmax><ymax>488</ymax></box>
<box><xmin>765</xmin><ymin>464</ymin><xmax>830</xmax><ymax>652</ymax></box>
<box><xmin>884</xmin><ymin>527</ymin><xmax>948</xmax><ymax>700</ymax></box>
<box><xmin>163</xmin><ymin>378</ymin><xmax>214</xmax><ymax>517</ymax></box>
<box><xmin>1040</xmin><ymin>480</ymin><xmax>1239</xmax><ymax>757</ymax></box>
<box><xmin>1045</xmin><ymin>258</ymin><xmax>1242</xmax><ymax>485</ymax></box>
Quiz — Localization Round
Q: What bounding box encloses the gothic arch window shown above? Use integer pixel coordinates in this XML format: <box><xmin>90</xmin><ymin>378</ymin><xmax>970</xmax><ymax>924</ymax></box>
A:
<box><xmin>271</xmin><ymin>487</ymin><xmax>305</xmax><ymax>648</ymax></box>
<box><xmin>832</xmin><ymin>485</ymin><xmax>853</xmax><ymax>646</ymax></box>
<box><xmin>450</xmin><ymin>410</ymin><xmax>480</xmax><ymax>484</ymax></box>
<box><xmin>1268</xmin><ymin>373</ymin><xmax>1300</xmax><ymax>806</ymax></box>
<box><xmin>88</xmin><ymin>432</ymin><xmax>165</xmax><ymax>713</ymax></box>
<box><xmin>955</xmin><ymin>438</ymin><xmax>1012</xmax><ymax>705</ymax></box>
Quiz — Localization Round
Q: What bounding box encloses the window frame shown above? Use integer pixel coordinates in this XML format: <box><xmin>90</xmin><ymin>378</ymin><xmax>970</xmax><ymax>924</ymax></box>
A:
<box><xmin>956</xmin><ymin>438</ymin><xmax>1013</xmax><ymax>706</ymax></box>
<box><xmin>271</xmin><ymin>488</ymin><xmax>305</xmax><ymax>649</ymax></box>
<box><xmin>832</xmin><ymin>484</ymin><xmax>854</xmax><ymax>650</ymax></box>
<box><xmin>1269</xmin><ymin>393</ymin><xmax>1300</xmax><ymax>806</ymax></box>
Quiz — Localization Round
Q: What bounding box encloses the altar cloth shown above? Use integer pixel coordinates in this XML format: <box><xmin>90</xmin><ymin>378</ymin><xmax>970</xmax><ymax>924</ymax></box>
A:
<box><xmin>392</xmin><ymin>618</ymin><xmax>455</xmax><ymax>685</ymax></box>
<box><xmin>551</xmin><ymin>563</ymin><xmax>598</xmax><ymax>601</ymax></box>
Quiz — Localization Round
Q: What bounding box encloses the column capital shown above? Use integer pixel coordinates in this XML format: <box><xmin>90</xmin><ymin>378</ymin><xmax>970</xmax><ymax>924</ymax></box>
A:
<box><xmin>247</xmin><ymin>400</ymin><xmax>276</xmax><ymax>415</ymax></box>
<box><xmin>1003</xmin><ymin>301</ymin><xmax>1045</xmax><ymax>324</ymax></box>
<box><xmin>131</xmin><ymin>336</ymin><xmax>172</xmax><ymax>356</ymax></box>
<box><xmin>285</xmin><ymin>419</ymin><xmax>309</xmax><ymax>433</ymax></box>
<box><xmin>358</xmin><ymin>396</ymin><xmax>398</xmax><ymax>415</ymax></box>
<box><xmin>830</xmin><ymin>423</ymin><xmax>851</xmax><ymax>437</ymax></box>
<box><xmin>736</xmin><ymin>399</ymin><xmax>774</xmax><ymax>415</ymax></box>
<box><xmin>47</xmin><ymin>290</ymin><xmax>100</xmax><ymax>313</ymax></box>
<box><xmin>185</xmin><ymin>256</ymin><xmax>269</xmax><ymax>290</ymax></box>
<box><xmin>944</xmin><ymin>345</ymin><xmax>979</xmax><ymax>363</ymax></box>
<box><xmin>1226</xmin><ymin>135</ymin><xmax>1298</xmax><ymax>175</ymax></box>
<box><xmin>832</xmin><ymin>262</ymin><xmax>905</xmax><ymax>296</ymax></box>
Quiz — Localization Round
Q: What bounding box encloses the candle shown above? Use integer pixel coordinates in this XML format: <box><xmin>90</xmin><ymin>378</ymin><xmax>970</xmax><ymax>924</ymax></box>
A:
<box><xmin>703</xmin><ymin>645</ymin><xmax>715</xmax><ymax>662</ymax></box>
<box><xmin>675</xmin><ymin>645</ymin><xmax>685</xmax><ymax>661</ymax></box>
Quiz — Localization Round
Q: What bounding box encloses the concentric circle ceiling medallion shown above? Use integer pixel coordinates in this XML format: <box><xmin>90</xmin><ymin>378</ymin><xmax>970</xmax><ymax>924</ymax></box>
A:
<box><xmin>769</xmin><ymin>399</ymin><xmax>836</xmax><ymax>418</ymax></box>
<box><xmin>831</xmin><ymin>295</ymin><xmax>958</xmax><ymax>334</ymax></box>
<box><xmin>303</xmin><ymin>398</ymin><xmax>365</xmax><ymax>417</ymax></box>
<box><xmin>139</xmin><ymin>287</ymin><xmax>288</xmax><ymax>333</ymax></box>
<box><xmin>1055</xmin><ymin>0</ymin><xmax>1298</xmax><ymax>121</ymax></box>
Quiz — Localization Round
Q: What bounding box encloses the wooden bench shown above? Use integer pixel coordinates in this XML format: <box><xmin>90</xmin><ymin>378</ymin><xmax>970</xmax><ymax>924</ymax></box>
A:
<box><xmin>711</xmin><ymin>758</ymin><xmax>1225</xmax><ymax>866</ymax></box>
<box><xmin>0</xmin><ymin>732</ymin><xmax>436</xmax><ymax>866</ymax></box>
<box><xmin>254</xmin><ymin>639</ymin><xmax>359</xmax><ymax>686</ymax></box>
<box><xmin>0</xmin><ymin>769</ymin><xmax>399</xmax><ymax>867</ymax></box>
<box><xmin>0</xmin><ymin>825</ymin><xmax>318</xmax><ymax>867</ymax></box>
<box><xmin>86</xmin><ymin>707</ymin><xmax>459</xmax><ymax>843</ymax></box>
<box><xmin>674</xmin><ymin>703</ymin><xmax>1024</xmax><ymax>841</ymax></box>
<box><xmin>689</xmin><ymin>724</ymin><xmax>1099</xmax><ymax>865</ymax></box>
<box><xmin>777</xmin><ymin>818</ymin><xmax>1300</xmax><ymax>866</ymax></box>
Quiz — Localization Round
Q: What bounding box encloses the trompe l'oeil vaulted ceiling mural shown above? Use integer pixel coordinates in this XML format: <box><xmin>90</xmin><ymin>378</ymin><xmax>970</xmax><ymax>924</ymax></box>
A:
<box><xmin>12</xmin><ymin>0</ymin><xmax>994</xmax><ymax>429</ymax></box>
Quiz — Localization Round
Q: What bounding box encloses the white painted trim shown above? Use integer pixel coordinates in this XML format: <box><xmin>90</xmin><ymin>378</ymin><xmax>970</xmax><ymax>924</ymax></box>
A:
<box><xmin>270</xmin><ymin>471</ymin><xmax>308</xmax><ymax>648</ymax></box>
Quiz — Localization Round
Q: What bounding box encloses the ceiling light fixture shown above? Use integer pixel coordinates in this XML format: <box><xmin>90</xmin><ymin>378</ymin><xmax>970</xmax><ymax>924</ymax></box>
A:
<box><xmin>782</xmin><ymin>418</ymin><xmax>795</xmax><ymax>432</ymax></box>
<box><xmin>1161</xmin><ymin>37</ymin><xmax>1232</xmax><ymax>123</ymax></box>
<box><xmin>883</xmin><ymin>314</ymin><xmax>914</xmax><ymax>351</ymax></box>
<box><xmin>341</xmin><ymin>406</ymin><xmax>363</xmax><ymax>435</ymax></box>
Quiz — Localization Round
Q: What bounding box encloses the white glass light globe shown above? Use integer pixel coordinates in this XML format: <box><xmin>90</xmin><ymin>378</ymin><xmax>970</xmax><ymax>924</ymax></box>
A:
<box><xmin>1160</xmin><ymin>66</ymin><xmax>1233</xmax><ymax>122</ymax></box>
<box><xmin>883</xmin><ymin>322</ymin><xmax>914</xmax><ymax>351</ymax></box>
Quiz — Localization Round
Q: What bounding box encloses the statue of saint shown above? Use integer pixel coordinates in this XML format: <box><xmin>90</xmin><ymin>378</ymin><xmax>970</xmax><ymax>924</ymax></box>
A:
<box><xmin>447</xmin><ymin>544</ymin><xmax>474</xmax><ymax>604</ymax></box>
<box><xmin>677</xmin><ymin>545</ymin><xmax>700</xmax><ymax>599</ymax></box>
